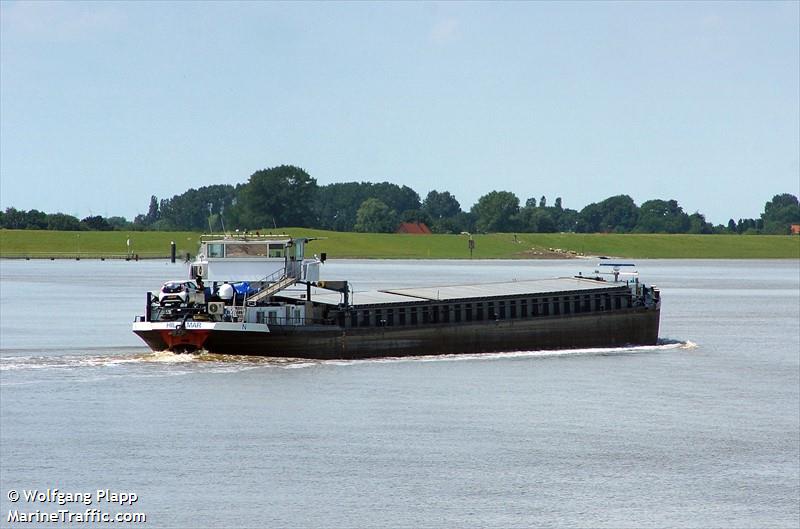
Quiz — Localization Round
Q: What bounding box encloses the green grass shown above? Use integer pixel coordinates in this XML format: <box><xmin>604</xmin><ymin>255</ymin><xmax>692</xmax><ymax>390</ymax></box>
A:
<box><xmin>0</xmin><ymin>230</ymin><xmax>200</xmax><ymax>258</ymax></box>
<box><xmin>283</xmin><ymin>229</ymin><xmax>799</xmax><ymax>259</ymax></box>
<box><xmin>1</xmin><ymin>228</ymin><xmax>798</xmax><ymax>259</ymax></box>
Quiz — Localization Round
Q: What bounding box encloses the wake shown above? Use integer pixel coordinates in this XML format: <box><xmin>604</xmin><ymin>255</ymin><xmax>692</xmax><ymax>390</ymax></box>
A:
<box><xmin>0</xmin><ymin>339</ymin><xmax>696</xmax><ymax>373</ymax></box>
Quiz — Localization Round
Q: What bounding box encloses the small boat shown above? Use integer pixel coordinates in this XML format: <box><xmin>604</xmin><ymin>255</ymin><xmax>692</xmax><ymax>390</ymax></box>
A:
<box><xmin>132</xmin><ymin>236</ymin><xmax>661</xmax><ymax>358</ymax></box>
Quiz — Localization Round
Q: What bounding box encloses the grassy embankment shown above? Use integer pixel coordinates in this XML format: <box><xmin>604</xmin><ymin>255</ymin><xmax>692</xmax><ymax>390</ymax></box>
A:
<box><xmin>1</xmin><ymin>228</ymin><xmax>798</xmax><ymax>259</ymax></box>
<box><xmin>0</xmin><ymin>230</ymin><xmax>201</xmax><ymax>259</ymax></box>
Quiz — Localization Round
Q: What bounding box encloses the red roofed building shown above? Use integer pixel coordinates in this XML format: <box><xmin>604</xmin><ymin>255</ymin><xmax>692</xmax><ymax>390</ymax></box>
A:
<box><xmin>791</xmin><ymin>224</ymin><xmax>800</xmax><ymax>235</ymax></box>
<box><xmin>396</xmin><ymin>222</ymin><xmax>432</xmax><ymax>234</ymax></box>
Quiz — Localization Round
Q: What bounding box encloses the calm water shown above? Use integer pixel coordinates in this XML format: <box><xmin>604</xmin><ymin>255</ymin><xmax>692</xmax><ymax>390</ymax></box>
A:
<box><xmin>1</xmin><ymin>259</ymin><xmax>798</xmax><ymax>528</ymax></box>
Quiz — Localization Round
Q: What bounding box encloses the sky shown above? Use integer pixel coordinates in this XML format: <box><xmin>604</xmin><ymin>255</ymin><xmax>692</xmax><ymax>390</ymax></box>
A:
<box><xmin>1</xmin><ymin>1</ymin><xmax>798</xmax><ymax>225</ymax></box>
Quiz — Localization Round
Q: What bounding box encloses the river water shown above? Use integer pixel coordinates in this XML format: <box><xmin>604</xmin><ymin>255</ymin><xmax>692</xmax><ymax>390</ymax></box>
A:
<box><xmin>0</xmin><ymin>259</ymin><xmax>798</xmax><ymax>528</ymax></box>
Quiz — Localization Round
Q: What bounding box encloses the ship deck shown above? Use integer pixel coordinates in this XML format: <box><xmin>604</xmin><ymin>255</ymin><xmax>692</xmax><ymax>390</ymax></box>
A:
<box><xmin>279</xmin><ymin>276</ymin><xmax>628</xmax><ymax>309</ymax></box>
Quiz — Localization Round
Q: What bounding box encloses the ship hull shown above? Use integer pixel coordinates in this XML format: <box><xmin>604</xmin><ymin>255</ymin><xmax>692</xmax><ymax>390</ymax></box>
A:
<box><xmin>133</xmin><ymin>307</ymin><xmax>660</xmax><ymax>359</ymax></box>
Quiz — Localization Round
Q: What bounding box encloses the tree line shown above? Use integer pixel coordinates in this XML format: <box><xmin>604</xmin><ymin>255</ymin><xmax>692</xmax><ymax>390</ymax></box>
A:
<box><xmin>2</xmin><ymin>164</ymin><xmax>798</xmax><ymax>235</ymax></box>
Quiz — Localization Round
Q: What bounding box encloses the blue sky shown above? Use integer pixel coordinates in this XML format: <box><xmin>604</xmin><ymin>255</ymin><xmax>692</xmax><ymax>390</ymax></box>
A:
<box><xmin>1</xmin><ymin>1</ymin><xmax>798</xmax><ymax>224</ymax></box>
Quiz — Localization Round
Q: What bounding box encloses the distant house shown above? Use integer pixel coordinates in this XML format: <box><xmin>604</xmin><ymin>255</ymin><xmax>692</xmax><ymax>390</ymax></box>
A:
<box><xmin>791</xmin><ymin>224</ymin><xmax>800</xmax><ymax>235</ymax></box>
<box><xmin>396</xmin><ymin>222</ymin><xmax>432</xmax><ymax>235</ymax></box>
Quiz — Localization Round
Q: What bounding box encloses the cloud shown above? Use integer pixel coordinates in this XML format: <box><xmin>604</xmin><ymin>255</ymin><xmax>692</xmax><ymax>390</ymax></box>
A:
<box><xmin>430</xmin><ymin>17</ymin><xmax>460</xmax><ymax>44</ymax></box>
<box><xmin>0</xmin><ymin>1</ymin><xmax>123</xmax><ymax>42</ymax></box>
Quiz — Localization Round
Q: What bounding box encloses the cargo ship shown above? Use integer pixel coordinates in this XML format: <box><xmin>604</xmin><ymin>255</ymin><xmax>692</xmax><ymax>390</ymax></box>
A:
<box><xmin>132</xmin><ymin>235</ymin><xmax>661</xmax><ymax>358</ymax></box>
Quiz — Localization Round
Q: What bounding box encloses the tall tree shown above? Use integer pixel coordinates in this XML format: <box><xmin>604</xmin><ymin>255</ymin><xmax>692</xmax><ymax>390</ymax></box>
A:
<box><xmin>577</xmin><ymin>195</ymin><xmax>639</xmax><ymax>233</ymax></box>
<box><xmin>472</xmin><ymin>191</ymin><xmax>520</xmax><ymax>233</ymax></box>
<box><xmin>0</xmin><ymin>208</ymin><xmax>24</xmax><ymax>229</ymax></box>
<box><xmin>371</xmin><ymin>183</ymin><xmax>421</xmax><ymax>214</ymax></box>
<box><xmin>157</xmin><ymin>184</ymin><xmax>237</xmax><ymax>231</ymax></box>
<box><xmin>688</xmin><ymin>212</ymin><xmax>712</xmax><ymax>234</ymax></box>
<box><xmin>516</xmin><ymin>207</ymin><xmax>556</xmax><ymax>232</ymax></box>
<box><xmin>635</xmin><ymin>199</ymin><xmax>690</xmax><ymax>233</ymax></box>
<box><xmin>315</xmin><ymin>182</ymin><xmax>371</xmax><ymax>231</ymax></box>
<box><xmin>761</xmin><ymin>193</ymin><xmax>800</xmax><ymax>234</ymax></box>
<box><xmin>354</xmin><ymin>198</ymin><xmax>398</xmax><ymax>233</ymax></box>
<box><xmin>81</xmin><ymin>216</ymin><xmax>113</xmax><ymax>231</ymax></box>
<box><xmin>24</xmin><ymin>209</ymin><xmax>48</xmax><ymax>229</ymax></box>
<box><xmin>422</xmin><ymin>190</ymin><xmax>461</xmax><ymax>220</ymax></box>
<box><xmin>238</xmin><ymin>165</ymin><xmax>317</xmax><ymax>228</ymax></box>
<box><xmin>145</xmin><ymin>195</ymin><xmax>160</xmax><ymax>224</ymax></box>
<box><xmin>46</xmin><ymin>213</ymin><xmax>81</xmax><ymax>231</ymax></box>
<box><xmin>315</xmin><ymin>181</ymin><xmax>421</xmax><ymax>232</ymax></box>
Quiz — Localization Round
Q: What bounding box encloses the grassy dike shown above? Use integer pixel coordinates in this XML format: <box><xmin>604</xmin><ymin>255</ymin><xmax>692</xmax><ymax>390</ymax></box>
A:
<box><xmin>0</xmin><ymin>230</ymin><xmax>201</xmax><ymax>259</ymax></box>
<box><xmin>1</xmin><ymin>228</ymin><xmax>798</xmax><ymax>259</ymax></box>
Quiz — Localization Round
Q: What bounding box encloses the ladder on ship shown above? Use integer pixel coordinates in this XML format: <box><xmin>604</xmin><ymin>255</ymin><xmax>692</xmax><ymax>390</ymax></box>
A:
<box><xmin>246</xmin><ymin>275</ymin><xmax>298</xmax><ymax>304</ymax></box>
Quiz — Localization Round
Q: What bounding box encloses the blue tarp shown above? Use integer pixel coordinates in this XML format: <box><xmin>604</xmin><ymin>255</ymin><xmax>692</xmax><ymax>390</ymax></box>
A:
<box><xmin>232</xmin><ymin>282</ymin><xmax>258</xmax><ymax>295</ymax></box>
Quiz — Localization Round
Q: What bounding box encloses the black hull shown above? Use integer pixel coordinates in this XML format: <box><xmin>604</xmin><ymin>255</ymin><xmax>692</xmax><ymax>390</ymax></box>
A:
<box><xmin>134</xmin><ymin>307</ymin><xmax>660</xmax><ymax>359</ymax></box>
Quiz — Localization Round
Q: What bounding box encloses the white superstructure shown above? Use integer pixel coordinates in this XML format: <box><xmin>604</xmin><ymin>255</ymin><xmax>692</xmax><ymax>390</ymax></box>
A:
<box><xmin>190</xmin><ymin>235</ymin><xmax>321</xmax><ymax>284</ymax></box>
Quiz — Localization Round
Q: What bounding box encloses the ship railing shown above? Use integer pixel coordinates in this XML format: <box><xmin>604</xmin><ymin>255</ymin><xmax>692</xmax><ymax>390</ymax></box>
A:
<box><xmin>245</xmin><ymin>268</ymin><xmax>288</xmax><ymax>299</ymax></box>
<box><xmin>258</xmin><ymin>316</ymin><xmax>331</xmax><ymax>326</ymax></box>
<box><xmin>258</xmin><ymin>267</ymin><xmax>287</xmax><ymax>284</ymax></box>
<box><xmin>145</xmin><ymin>305</ymin><xmax>327</xmax><ymax>326</ymax></box>
<box><xmin>199</xmin><ymin>233</ymin><xmax>291</xmax><ymax>241</ymax></box>
<box><xmin>222</xmin><ymin>314</ymin><xmax>328</xmax><ymax>326</ymax></box>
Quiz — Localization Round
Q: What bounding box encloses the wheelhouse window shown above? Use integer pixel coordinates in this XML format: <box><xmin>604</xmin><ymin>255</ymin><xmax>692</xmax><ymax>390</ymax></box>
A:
<box><xmin>225</xmin><ymin>243</ymin><xmax>268</xmax><ymax>257</ymax></box>
<box><xmin>268</xmin><ymin>243</ymin><xmax>285</xmax><ymax>258</ymax></box>
<box><xmin>207</xmin><ymin>243</ymin><xmax>224</xmax><ymax>258</ymax></box>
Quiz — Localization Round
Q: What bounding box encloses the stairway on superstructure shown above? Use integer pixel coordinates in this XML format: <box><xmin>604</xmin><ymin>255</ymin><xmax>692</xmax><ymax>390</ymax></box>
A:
<box><xmin>246</xmin><ymin>275</ymin><xmax>298</xmax><ymax>304</ymax></box>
